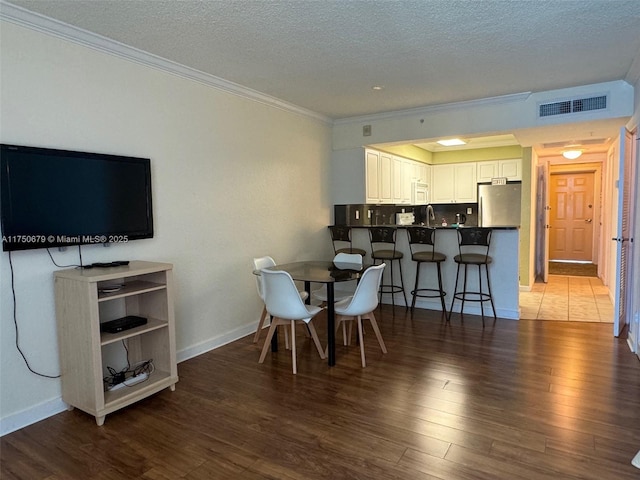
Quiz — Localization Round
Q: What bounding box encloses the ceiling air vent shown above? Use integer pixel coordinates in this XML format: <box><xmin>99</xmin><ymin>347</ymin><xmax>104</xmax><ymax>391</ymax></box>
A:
<box><xmin>539</xmin><ymin>95</ymin><xmax>607</xmax><ymax>117</ymax></box>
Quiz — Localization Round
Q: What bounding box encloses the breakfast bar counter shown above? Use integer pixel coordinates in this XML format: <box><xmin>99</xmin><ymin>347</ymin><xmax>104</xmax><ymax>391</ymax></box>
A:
<box><xmin>339</xmin><ymin>225</ymin><xmax>520</xmax><ymax>320</ymax></box>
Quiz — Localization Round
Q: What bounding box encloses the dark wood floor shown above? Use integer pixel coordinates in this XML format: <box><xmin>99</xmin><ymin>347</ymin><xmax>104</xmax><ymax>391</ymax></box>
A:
<box><xmin>3</xmin><ymin>306</ymin><xmax>640</xmax><ymax>479</ymax></box>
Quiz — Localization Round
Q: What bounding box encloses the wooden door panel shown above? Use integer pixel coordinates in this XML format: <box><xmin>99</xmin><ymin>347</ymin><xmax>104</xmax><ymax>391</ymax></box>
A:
<box><xmin>550</xmin><ymin>172</ymin><xmax>594</xmax><ymax>261</ymax></box>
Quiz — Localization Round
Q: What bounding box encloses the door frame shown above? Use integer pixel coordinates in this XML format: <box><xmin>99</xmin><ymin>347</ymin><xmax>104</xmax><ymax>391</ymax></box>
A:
<box><xmin>546</xmin><ymin>161</ymin><xmax>603</xmax><ymax>271</ymax></box>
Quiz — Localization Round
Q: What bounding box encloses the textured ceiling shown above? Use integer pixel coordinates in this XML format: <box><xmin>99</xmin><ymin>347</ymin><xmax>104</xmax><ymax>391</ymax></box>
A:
<box><xmin>4</xmin><ymin>0</ymin><xmax>640</xmax><ymax>154</ymax></box>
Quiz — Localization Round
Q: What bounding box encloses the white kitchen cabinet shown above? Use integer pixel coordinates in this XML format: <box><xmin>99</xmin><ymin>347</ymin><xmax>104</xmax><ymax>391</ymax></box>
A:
<box><xmin>415</xmin><ymin>163</ymin><xmax>430</xmax><ymax>185</ymax></box>
<box><xmin>476</xmin><ymin>161</ymin><xmax>499</xmax><ymax>183</ymax></box>
<box><xmin>392</xmin><ymin>155</ymin><xmax>403</xmax><ymax>203</ymax></box>
<box><xmin>379</xmin><ymin>151</ymin><xmax>393</xmax><ymax>203</ymax></box>
<box><xmin>365</xmin><ymin>149</ymin><xmax>393</xmax><ymax>204</ymax></box>
<box><xmin>432</xmin><ymin>163</ymin><xmax>477</xmax><ymax>203</ymax></box>
<box><xmin>499</xmin><ymin>158</ymin><xmax>522</xmax><ymax>180</ymax></box>
<box><xmin>477</xmin><ymin>158</ymin><xmax>522</xmax><ymax>182</ymax></box>
<box><xmin>400</xmin><ymin>158</ymin><xmax>414</xmax><ymax>203</ymax></box>
<box><xmin>365</xmin><ymin>149</ymin><xmax>380</xmax><ymax>203</ymax></box>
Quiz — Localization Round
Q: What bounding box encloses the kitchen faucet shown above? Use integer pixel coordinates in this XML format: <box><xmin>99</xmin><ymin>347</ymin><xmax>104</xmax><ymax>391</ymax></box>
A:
<box><xmin>426</xmin><ymin>204</ymin><xmax>435</xmax><ymax>226</ymax></box>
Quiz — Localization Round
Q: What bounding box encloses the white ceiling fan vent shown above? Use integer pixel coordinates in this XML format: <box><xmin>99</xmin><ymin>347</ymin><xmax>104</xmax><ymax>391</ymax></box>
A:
<box><xmin>538</xmin><ymin>95</ymin><xmax>607</xmax><ymax>117</ymax></box>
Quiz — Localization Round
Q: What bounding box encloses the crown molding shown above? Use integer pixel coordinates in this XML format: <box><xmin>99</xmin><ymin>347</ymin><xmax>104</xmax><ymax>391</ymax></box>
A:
<box><xmin>0</xmin><ymin>1</ymin><xmax>332</xmax><ymax>124</ymax></box>
<box><xmin>333</xmin><ymin>91</ymin><xmax>532</xmax><ymax>125</ymax></box>
<box><xmin>625</xmin><ymin>44</ymin><xmax>640</xmax><ymax>87</ymax></box>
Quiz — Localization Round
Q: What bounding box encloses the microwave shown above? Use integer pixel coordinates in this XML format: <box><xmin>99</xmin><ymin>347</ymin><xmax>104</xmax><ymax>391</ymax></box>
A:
<box><xmin>412</xmin><ymin>181</ymin><xmax>429</xmax><ymax>204</ymax></box>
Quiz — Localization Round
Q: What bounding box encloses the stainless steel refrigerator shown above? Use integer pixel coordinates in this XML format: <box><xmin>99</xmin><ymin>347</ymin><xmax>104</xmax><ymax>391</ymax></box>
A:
<box><xmin>478</xmin><ymin>183</ymin><xmax>522</xmax><ymax>227</ymax></box>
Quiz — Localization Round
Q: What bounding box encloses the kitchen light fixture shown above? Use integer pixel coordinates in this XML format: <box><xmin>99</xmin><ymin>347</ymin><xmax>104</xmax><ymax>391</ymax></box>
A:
<box><xmin>562</xmin><ymin>149</ymin><xmax>583</xmax><ymax>159</ymax></box>
<box><xmin>437</xmin><ymin>138</ymin><xmax>466</xmax><ymax>146</ymax></box>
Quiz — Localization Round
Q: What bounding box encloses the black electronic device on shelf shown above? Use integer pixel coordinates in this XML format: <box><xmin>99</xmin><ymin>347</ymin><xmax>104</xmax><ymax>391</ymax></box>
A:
<box><xmin>100</xmin><ymin>315</ymin><xmax>147</xmax><ymax>334</ymax></box>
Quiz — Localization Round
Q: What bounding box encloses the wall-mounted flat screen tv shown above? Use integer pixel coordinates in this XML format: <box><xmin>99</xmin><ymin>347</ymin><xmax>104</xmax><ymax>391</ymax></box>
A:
<box><xmin>1</xmin><ymin>144</ymin><xmax>153</xmax><ymax>251</ymax></box>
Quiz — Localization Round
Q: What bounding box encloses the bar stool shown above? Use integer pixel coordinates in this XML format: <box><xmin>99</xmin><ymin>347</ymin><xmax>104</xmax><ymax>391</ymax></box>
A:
<box><xmin>406</xmin><ymin>227</ymin><xmax>447</xmax><ymax>313</ymax></box>
<box><xmin>448</xmin><ymin>227</ymin><xmax>496</xmax><ymax>326</ymax></box>
<box><xmin>328</xmin><ymin>225</ymin><xmax>366</xmax><ymax>257</ymax></box>
<box><xmin>369</xmin><ymin>226</ymin><xmax>407</xmax><ymax>308</ymax></box>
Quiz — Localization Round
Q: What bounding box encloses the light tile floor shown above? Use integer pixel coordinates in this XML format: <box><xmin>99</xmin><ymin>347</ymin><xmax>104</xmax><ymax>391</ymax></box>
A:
<box><xmin>520</xmin><ymin>275</ymin><xmax>614</xmax><ymax>322</ymax></box>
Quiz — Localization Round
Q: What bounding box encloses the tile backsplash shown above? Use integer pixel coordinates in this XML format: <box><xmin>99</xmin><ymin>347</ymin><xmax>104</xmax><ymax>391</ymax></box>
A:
<box><xmin>334</xmin><ymin>203</ymin><xmax>478</xmax><ymax>226</ymax></box>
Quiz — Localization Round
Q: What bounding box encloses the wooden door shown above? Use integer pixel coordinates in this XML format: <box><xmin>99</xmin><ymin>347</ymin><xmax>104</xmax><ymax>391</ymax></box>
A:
<box><xmin>613</xmin><ymin>127</ymin><xmax>634</xmax><ymax>337</ymax></box>
<box><xmin>549</xmin><ymin>172</ymin><xmax>595</xmax><ymax>261</ymax></box>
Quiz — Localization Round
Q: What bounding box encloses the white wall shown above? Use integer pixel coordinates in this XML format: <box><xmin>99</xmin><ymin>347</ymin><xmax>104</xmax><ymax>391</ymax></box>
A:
<box><xmin>0</xmin><ymin>21</ymin><xmax>333</xmax><ymax>433</ymax></box>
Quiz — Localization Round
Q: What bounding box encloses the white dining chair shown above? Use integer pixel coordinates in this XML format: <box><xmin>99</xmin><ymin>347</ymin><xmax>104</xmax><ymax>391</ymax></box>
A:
<box><xmin>253</xmin><ymin>256</ymin><xmax>308</xmax><ymax>345</ymax></box>
<box><xmin>333</xmin><ymin>263</ymin><xmax>387</xmax><ymax>367</ymax></box>
<box><xmin>258</xmin><ymin>269</ymin><xmax>326</xmax><ymax>374</ymax></box>
<box><xmin>311</xmin><ymin>252</ymin><xmax>363</xmax><ymax>304</ymax></box>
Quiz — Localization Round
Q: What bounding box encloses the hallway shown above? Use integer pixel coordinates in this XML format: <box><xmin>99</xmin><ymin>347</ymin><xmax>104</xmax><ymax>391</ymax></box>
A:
<box><xmin>520</xmin><ymin>275</ymin><xmax>614</xmax><ymax>322</ymax></box>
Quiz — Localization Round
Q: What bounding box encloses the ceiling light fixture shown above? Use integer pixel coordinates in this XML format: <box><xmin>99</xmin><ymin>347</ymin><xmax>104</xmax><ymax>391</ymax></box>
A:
<box><xmin>372</xmin><ymin>86</ymin><xmax>383</xmax><ymax>91</ymax></box>
<box><xmin>437</xmin><ymin>138</ymin><xmax>466</xmax><ymax>147</ymax></box>
<box><xmin>562</xmin><ymin>149</ymin><xmax>583</xmax><ymax>160</ymax></box>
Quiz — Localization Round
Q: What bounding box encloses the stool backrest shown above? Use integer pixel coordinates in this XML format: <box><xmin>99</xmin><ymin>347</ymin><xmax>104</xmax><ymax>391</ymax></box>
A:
<box><xmin>407</xmin><ymin>226</ymin><xmax>438</xmax><ymax>260</ymax></box>
<box><xmin>329</xmin><ymin>225</ymin><xmax>353</xmax><ymax>255</ymax></box>
<box><xmin>369</xmin><ymin>226</ymin><xmax>397</xmax><ymax>255</ymax></box>
<box><xmin>457</xmin><ymin>228</ymin><xmax>492</xmax><ymax>260</ymax></box>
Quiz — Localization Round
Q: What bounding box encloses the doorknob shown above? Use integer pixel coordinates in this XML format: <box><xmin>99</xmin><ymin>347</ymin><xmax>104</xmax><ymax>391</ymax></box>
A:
<box><xmin>585</xmin><ymin>218</ymin><xmax>592</xmax><ymax>223</ymax></box>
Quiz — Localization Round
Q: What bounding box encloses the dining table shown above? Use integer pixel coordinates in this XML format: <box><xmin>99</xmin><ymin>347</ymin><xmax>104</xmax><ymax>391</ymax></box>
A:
<box><xmin>263</xmin><ymin>260</ymin><xmax>369</xmax><ymax>366</ymax></box>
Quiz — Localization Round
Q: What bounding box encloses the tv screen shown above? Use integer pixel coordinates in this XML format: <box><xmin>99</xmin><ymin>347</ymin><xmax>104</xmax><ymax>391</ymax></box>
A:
<box><xmin>1</xmin><ymin>144</ymin><xmax>153</xmax><ymax>251</ymax></box>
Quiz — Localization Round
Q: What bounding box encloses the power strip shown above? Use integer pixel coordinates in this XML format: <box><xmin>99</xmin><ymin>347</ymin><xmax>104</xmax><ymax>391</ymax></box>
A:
<box><xmin>108</xmin><ymin>372</ymin><xmax>149</xmax><ymax>391</ymax></box>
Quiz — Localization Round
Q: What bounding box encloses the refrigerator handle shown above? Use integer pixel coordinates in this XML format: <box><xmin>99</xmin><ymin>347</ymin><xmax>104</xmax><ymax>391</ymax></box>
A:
<box><xmin>478</xmin><ymin>197</ymin><xmax>483</xmax><ymax>227</ymax></box>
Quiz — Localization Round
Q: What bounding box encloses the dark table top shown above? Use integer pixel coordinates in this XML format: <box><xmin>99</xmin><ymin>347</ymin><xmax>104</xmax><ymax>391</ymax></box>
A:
<box><xmin>264</xmin><ymin>260</ymin><xmax>369</xmax><ymax>283</ymax></box>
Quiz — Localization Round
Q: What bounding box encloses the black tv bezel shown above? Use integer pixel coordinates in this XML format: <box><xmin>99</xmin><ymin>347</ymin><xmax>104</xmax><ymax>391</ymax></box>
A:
<box><xmin>1</xmin><ymin>143</ymin><xmax>154</xmax><ymax>252</ymax></box>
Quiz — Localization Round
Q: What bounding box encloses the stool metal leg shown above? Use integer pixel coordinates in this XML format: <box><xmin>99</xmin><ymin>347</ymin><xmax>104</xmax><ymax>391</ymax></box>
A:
<box><xmin>411</xmin><ymin>262</ymin><xmax>421</xmax><ymax>310</ymax></box>
<box><xmin>461</xmin><ymin>264</ymin><xmax>469</xmax><ymax>321</ymax></box>
<box><xmin>484</xmin><ymin>264</ymin><xmax>497</xmax><ymax>321</ymax></box>
<box><xmin>478</xmin><ymin>264</ymin><xmax>485</xmax><ymax>327</ymax></box>
<box><xmin>397</xmin><ymin>259</ymin><xmax>407</xmax><ymax>308</ymax></box>
<box><xmin>448</xmin><ymin>262</ymin><xmax>461</xmax><ymax>321</ymax></box>
<box><xmin>436</xmin><ymin>262</ymin><xmax>447</xmax><ymax>313</ymax></box>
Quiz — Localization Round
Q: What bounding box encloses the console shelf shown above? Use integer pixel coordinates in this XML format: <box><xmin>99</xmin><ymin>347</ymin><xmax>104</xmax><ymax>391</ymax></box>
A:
<box><xmin>54</xmin><ymin>261</ymin><xmax>178</xmax><ymax>426</ymax></box>
<box><xmin>98</xmin><ymin>280</ymin><xmax>167</xmax><ymax>301</ymax></box>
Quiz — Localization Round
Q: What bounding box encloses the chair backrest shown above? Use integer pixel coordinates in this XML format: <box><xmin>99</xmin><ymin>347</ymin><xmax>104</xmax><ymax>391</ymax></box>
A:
<box><xmin>333</xmin><ymin>252</ymin><xmax>363</xmax><ymax>266</ymax></box>
<box><xmin>457</xmin><ymin>227</ymin><xmax>492</xmax><ymax>259</ymax></box>
<box><xmin>329</xmin><ymin>226</ymin><xmax>352</xmax><ymax>254</ymax></box>
<box><xmin>369</xmin><ymin>226</ymin><xmax>397</xmax><ymax>254</ymax></box>
<box><xmin>336</xmin><ymin>263</ymin><xmax>385</xmax><ymax>316</ymax></box>
<box><xmin>260</xmin><ymin>269</ymin><xmax>313</xmax><ymax>320</ymax></box>
<box><xmin>407</xmin><ymin>226</ymin><xmax>437</xmax><ymax>256</ymax></box>
<box><xmin>253</xmin><ymin>256</ymin><xmax>276</xmax><ymax>300</ymax></box>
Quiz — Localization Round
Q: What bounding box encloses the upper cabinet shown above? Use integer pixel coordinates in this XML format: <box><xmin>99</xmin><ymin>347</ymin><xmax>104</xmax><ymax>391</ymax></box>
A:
<box><xmin>431</xmin><ymin>163</ymin><xmax>477</xmax><ymax>203</ymax></box>
<box><xmin>334</xmin><ymin>147</ymin><xmax>514</xmax><ymax>205</ymax></box>
<box><xmin>476</xmin><ymin>158</ymin><xmax>522</xmax><ymax>182</ymax></box>
<box><xmin>364</xmin><ymin>148</ymin><xmax>429</xmax><ymax>204</ymax></box>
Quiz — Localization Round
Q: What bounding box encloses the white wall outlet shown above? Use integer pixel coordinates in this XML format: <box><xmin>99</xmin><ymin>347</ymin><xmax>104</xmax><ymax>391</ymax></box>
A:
<box><xmin>355</xmin><ymin>210</ymin><xmax>360</xmax><ymax>220</ymax></box>
<box><xmin>467</xmin><ymin>207</ymin><xmax>472</xmax><ymax>214</ymax></box>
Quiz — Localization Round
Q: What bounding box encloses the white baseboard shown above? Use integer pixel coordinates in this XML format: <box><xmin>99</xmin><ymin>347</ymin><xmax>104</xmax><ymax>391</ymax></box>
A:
<box><xmin>177</xmin><ymin>322</ymin><xmax>256</xmax><ymax>363</ymax></box>
<box><xmin>381</xmin><ymin>296</ymin><xmax>520</xmax><ymax>320</ymax></box>
<box><xmin>1</xmin><ymin>322</ymin><xmax>258</xmax><ymax>437</ymax></box>
<box><xmin>0</xmin><ymin>397</ymin><xmax>68</xmax><ymax>437</ymax></box>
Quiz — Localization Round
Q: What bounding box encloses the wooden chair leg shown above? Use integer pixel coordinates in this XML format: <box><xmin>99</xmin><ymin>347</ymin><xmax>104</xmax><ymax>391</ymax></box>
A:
<box><xmin>342</xmin><ymin>321</ymin><xmax>348</xmax><ymax>345</ymax></box>
<box><xmin>306</xmin><ymin>320</ymin><xmax>326</xmax><ymax>360</ymax></box>
<box><xmin>284</xmin><ymin>327</ymin><xmax>290</xmax><ymax>350</ymax></box>
<box><xmin>258</xmin><ymin>318</ymin><xmax>281</xmax><ymax>363</ymax></box>
<box><xmin>253</xmin><ymin>306</ymin><xmax>268</xmax><ymax>343</ymax></box>
<box><xmin>357</xmin><ymin>315</ymin><xmax>366</xmax><ymax>368</ymax></box>
<box><xmin>290</xmin><ymin>321</ymin><xmax>297</xmax><ymax>375</ymax></box>
<box><xmin>364</xmin><ymin>312</ymin><xmax>387</xmax><ymax>354</ymax></box>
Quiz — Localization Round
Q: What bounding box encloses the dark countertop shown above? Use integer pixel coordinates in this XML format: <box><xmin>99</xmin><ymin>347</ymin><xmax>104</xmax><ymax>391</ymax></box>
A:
<box><xmin>336</xmin><ymin>224</ymin><xmax>519</xmax><ymax>230</ymax></box>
